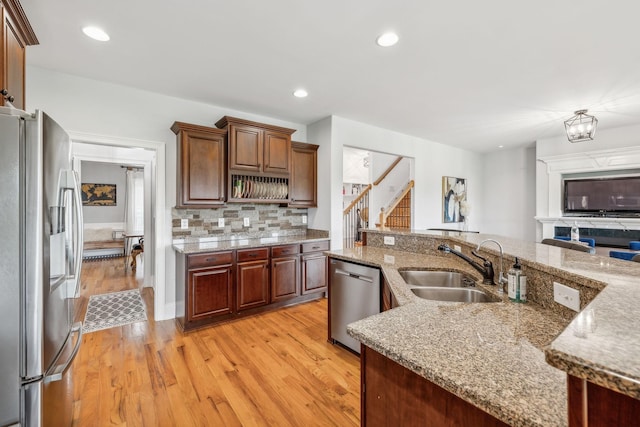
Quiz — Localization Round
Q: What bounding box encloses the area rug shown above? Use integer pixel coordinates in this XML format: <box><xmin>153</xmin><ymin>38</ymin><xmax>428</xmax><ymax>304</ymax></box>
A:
<box><xmin>83</xmin><ymin>289</ymin><xmax>147</xmax><ymax>333</ymax></box>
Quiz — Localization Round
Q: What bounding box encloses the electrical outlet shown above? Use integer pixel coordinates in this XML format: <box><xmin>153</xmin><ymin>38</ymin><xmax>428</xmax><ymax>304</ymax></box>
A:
<box><xmin>454</xmin><ymin>245</ymin><xmax>461</xmax><ymax>252</ymax></box>
<box><xmin>302</xmin><ymin>215</ymin><xmax>307</xmax><ymax>224</ymax></box>
<box><xmin>554</xmin><ymin>282</ymin><xmax>580</xmax><ymax>312</ymax></box>
<box><xmin>180</xmin><ymin>219</ymin><xmax>188</xmax><ymax>229</ymax></box>
<box><xmin>383</xmin><ymin>236</ymin><xmax>395</xmax><ymax>245</ymax></box>
<box><xmin>243</xmin><ymin>217</ymin><xmax>250</xmax><ymax>227</ymax></box>
<box><xmin>218</xmin><ymin>218</ymin><xmax>225</xmax><ymax>227</ymax></box>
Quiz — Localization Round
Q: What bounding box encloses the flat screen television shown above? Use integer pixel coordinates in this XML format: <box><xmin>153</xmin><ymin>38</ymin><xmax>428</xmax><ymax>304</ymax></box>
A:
<box><xmin>563</xmin><ymin>176</ymin><xmax>640</xmax><ymax>216</ymax></box>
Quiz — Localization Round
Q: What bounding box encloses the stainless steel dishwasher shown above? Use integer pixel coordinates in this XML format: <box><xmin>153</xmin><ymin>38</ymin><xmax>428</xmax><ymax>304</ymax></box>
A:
<box><xmin>330</xmin><ymin>258</ymin><xmax>381</xmax><ymax>353</ymax></box>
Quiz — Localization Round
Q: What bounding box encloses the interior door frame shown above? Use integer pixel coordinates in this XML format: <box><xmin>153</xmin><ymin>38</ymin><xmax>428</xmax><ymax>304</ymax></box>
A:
<box><xmin>69</xmin><ymin>131</ymin><xmax>168</xmax><ymax>321</ymax></box>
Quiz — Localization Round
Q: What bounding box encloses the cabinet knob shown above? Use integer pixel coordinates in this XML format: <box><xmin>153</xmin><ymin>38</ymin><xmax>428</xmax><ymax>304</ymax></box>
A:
<box><xmin>0</xmin><ymin>89</ymin><xmax>7</xmax><ymax>96</ymax></box>
<box><xmin>6</xmin><ymin>95</ymin><xmax>14</xmax><ymax>103</ymax></box>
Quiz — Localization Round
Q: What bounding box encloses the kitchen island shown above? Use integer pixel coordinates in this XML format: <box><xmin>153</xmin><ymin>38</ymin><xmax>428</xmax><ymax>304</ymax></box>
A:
<box><xmin>328</xmin><ymin>229</ymin><xmax>640</xmax><ymax>426</ymax></box>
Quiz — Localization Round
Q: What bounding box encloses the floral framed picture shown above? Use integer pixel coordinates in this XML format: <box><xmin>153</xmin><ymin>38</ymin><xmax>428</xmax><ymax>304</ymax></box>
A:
<box><xmin>81</xmin><ymin>183</ymin><xmax>117</xmax><ymax>206</ymax></box>
<box><xmin>442</xmin><ymin>176</ymin><xmax>467</xmax><ymax>223</ymax></box>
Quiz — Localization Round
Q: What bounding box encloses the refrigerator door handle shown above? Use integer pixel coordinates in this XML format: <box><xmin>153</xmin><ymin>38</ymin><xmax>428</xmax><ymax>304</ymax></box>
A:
<box><xmin>70</xmin><ymin>170</ymin><xmax>84</xmax><ymax>298</ymax></box>
<box><xmin>43</xmin><ymin>322</ymin><xmax>82</xmax><ymax>384</ymax></box>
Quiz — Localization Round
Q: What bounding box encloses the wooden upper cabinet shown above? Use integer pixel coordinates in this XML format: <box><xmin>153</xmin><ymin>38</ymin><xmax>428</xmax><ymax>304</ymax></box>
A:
<box><xmin>1</xmin><ymin>0</ymin><xmax>39</xmax><ymax>110</ymax></box>
<box><xmin>263</xmin><ymin>130</ymin><xmax>291</xmax><ymax>174</ymax></box>
<box><xmin>171</xmin><ymin>121</ymin><xmax>227</xmax><ymax>208</ymax></box>
<box><xmin>289</xmin><ymin>141</ymin><xmax>318</xmax><ymax>207</ymax></box>
<box><xmin>216</xmin><ymin>116</ymin><xmax>295</xmax><ymax>176</ymax></box>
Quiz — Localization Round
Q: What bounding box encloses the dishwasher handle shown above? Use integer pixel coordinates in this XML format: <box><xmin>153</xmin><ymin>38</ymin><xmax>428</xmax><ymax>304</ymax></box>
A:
<box><xmin>334</xmin><ymin>268</ymin><xmax>375</xmax><ymax>283</ymax></box>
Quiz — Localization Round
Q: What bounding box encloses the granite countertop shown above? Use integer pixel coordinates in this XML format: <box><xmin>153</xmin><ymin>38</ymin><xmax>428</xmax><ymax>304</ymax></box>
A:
<box><xmin>330</xmin><ymin>246</ymin><xmax>569</xmax><ymax>427</ymax></box>
<box><xmin>331</xmin><ymin>229</ymin><xmax>640</xmax><ymax>426</ymax></box>
<box><xmin>363</xmin><ymin>229</ymin><xmax>640</xmax><ymax>400</ymax></box>
<box><xmin>172</xmin><ymin>229</ymin><xmax>329</xmax><ymax>254</ymax></box>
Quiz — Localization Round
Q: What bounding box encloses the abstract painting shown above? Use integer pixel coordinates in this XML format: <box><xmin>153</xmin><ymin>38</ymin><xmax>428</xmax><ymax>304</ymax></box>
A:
<box><xmin>81</xmin><ymin>183</ymin><xmax>117</xmax><ymax>206</ymax></box>
<box><xmin>442</xmin><ymin>176</ymin><xmax>466</xmax><ymax>223</ymax></box>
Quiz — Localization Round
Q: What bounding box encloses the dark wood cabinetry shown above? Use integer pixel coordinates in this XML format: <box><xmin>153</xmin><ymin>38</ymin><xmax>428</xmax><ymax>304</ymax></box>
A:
<box><xmin>362</xmin><ymin>345</ymin><xmax>508</xmax><ymax>427</ymax></box>
<box><xmin>175</xmin><ymin>251</ymin><xmax>234</xmax><ymax>330</ymax></box>
<box><xmin>381</xmin><ymin>276</ymin><xmax>396</xmax><ymax>311</ymax></box>
<box><xmin>236</xmin><ymin>248</ymin><xmax>269</xmax><ymax>311</ymax></box>
<box><xmin>176</xmin><ymin>239</ymin><xmax>328</xmax><ymax>331</ymax></box>
<box><xmin>289</xmin><ymin>141</ymin><xmax>318</xmax><ymax>207</ymax></box>
<box><xmin>216</xmin><ymin>116</ymin><xmax>295</xmax><ymax>176</ymax></box>
<box><xmin>300</xmin><ymin>241</ymin><xmax>328</xmax><ymax>294</ymax></box>
<box><xmin>567</xmin><ymin>374</ymin><xmax>640</xmax><ymax>427</ymax></box>
<box><xmin>271</xmin><ymin>244</ymin><xmax>300</xmax><ymax>302</ymax></box>
<box><xmin>171</xmin><ymin>121</ymin><xmax>227</xmax><ymax>208</ymax></box>
<box><xmin>1</xmin><ymin>0</ymin><xmax>38</xmax><ymax>110</ymax></box>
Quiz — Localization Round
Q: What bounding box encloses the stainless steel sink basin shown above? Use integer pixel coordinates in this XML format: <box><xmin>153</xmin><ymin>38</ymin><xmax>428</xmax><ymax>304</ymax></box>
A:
<box><xmin>399</xmin><ymin>270</ymin><xmax>477</xmax><ymax>287</ymax></box>
<box><xmin>410</xmin><ymin>287</ymin><xmax>499</xmax><ymax>303</ymax></box>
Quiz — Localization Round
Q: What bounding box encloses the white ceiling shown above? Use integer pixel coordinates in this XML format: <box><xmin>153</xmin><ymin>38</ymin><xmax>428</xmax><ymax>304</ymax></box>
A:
<box><xmin>20</xmin><ymin>0</ymin><xmax>640</xmax><ymax>153</ymax></box>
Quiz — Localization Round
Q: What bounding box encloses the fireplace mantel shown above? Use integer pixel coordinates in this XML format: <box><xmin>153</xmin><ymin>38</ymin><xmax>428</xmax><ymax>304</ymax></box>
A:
<box><xmin>536</xmin><ymin>216</ymin><xmax>640</xmax><ymax>231</ymax></box>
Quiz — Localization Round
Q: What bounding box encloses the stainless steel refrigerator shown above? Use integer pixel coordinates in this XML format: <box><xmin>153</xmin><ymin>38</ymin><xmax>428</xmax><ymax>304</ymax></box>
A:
<box><xmin>0</xmin><ymin>106</ymin><xmax>83</xmax><ymax>427</ymax></box>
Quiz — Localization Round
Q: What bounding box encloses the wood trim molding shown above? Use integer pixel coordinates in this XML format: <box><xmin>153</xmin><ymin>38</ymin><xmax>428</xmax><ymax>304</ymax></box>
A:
<box><xmin>2</xmin><ymin>0</ymin><xmax>39</xmax><ymax>45</ymax></box>
<box><xmin>373</xmin><ymin>156</ymin><xmax>403</xmax><ymax>186</ymax></box>
<box><xmin>214</xmin><ymin>115</ymin><xmax>296</xmax><ymax>136</ymax></box>
<box><xmin>171</xmin><ymin>121</ymin><xmax>227</xmax><ymax>136</ymax></box>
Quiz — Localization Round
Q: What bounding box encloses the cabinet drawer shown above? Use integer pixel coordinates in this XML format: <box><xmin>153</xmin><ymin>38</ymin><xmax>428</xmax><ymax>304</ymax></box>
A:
<box><xmin>301</xmin><ymin>240</ymin><xmax>329</xmax><ymax>253</ymax></box>
<box><xmin>272</xmin><ymin>244</ymin><xmax>300</xmax><ymax>258</ymax></box>
<box><xmin>188</xmin><ymin>251</ymin><xmax>234</xmax><ymax>269</ymax></box>
<box><xmin>237</xmin><ymin>247</ymin><xmax>269</xmax><ymax>262</ymax></box>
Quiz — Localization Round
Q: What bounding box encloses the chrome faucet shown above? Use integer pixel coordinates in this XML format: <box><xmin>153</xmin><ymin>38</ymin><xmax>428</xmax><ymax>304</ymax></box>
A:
<box><xmin>437</xmin><ymin>243</ymin><xmax>494</xmax><ymax>285</ymax></box>
<box><xmin>474</xmin><ymin>239</ymin><xmax>508</xmax><ymax>292</ymax></box>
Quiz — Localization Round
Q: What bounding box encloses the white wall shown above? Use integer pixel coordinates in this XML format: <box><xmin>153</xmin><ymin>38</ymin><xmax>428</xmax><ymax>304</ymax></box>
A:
<box><xmin>26</xmin><ymin>66</ymin><xmax>307</xmax><ymax>318</ymax></box>
<box><xmin>327</xmin><ymin>116</ymin><xmax>485</xmax><ymax>245</ymax></box>
<box><xmin>482</xmin><ymin>146</ymin><xmax>537</xmax><ymax>241</ymax></box>
<box><xmin>81</xmin><ymin>161</ymin><xmax>126</xmax><ymax>224</ymax></box>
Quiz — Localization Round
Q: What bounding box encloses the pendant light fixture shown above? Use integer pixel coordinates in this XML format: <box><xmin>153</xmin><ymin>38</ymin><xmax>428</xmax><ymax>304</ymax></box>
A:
<box><xmin>564</xmin><ymin>109</ymin><xmax>598</xmax><ymax>143</ymax></box>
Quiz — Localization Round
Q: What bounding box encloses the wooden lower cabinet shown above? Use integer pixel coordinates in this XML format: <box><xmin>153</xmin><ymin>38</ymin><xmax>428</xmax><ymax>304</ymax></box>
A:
<box><xmin>236</xmin><ymin>248</ymin><xmax>269</xmax><ymax>311</ymax></box>
<box><xmin>271</xmin><ymin>244</ymin><xmax>301</xmax><ymax>302</ymax></box>
<box><xmin>176</xmin><ymin>240</ymin><xmax>328</xmax><ymax>331</ymax></box>
<box><xmin>362</xmin><ymin>345</ymin><xmax>508</xmax><ymax>427</ymax></box>
<box><xmin>567</xmin><ymin>374</ymin><xmax>640</xmax><ymax>427</ymax></box>
<box><xmin>300</xmin><ymin>240</ymin><xmax>329</xmax><ymax>294</ymax></box>
<box><xmin>381</xmin><ymin>276</ymin><xmax>397</xmax><ymax>311</ymax></box>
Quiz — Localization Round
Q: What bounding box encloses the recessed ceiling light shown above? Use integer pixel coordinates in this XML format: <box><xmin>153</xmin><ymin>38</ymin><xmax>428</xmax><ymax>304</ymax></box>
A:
<box><xmin>498</xmin><ymin>145</ymin><xmax>504</xmax><ymax>148</ymax></box>
<box><xmin>82</xmin><ymin>26</ymin><xmax>110</xmax><ymax>42</ymax></box>
<box><xmin>376</xmin><ymin>32</ymin><xmax>399</xmax><ymax>47</ymax></box>
<box><xmin>293</xmin><ymin>89</ymin><xmax>308</xmax><ymax>98</ymax></box>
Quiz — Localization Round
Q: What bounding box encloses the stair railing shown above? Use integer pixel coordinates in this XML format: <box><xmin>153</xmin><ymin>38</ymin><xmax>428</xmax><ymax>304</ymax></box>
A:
<box><xmin>379</xmin><ymin>180</ymin><xmax>414</xmax><ymax>228</ymax></box>
<box><xmin>343</xmin><ymin>184</ymin><xmax>371</xmax><ymax>248</ymax></box>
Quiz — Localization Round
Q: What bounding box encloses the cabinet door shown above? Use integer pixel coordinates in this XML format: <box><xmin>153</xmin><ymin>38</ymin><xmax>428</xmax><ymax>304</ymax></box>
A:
<box><xmin>2</xmin><ymin>8</ymin><xmax>25</xmax><ymax>109</ymax></box>
<box><xmin>229</xmin><ymin>124</ymin><xmax>263</xmax><ymax>172</ymax></box>
<box><xmin>271</xmin><ymin>256</ymin><xmax>300</xmax><ymax>302</ymax></box>
<box><xmin>175</xmin><ymin>124</ymin><xmax>226</xmax><ymax>208</ymax></box>
<box><xmin>301</xmin><ymin>252</ymin><xmax>327</xmax><ymax>294</ymax></box>
<box><xmin>187</xmin><ymin>265</ymin><xmax>233</xmax><ymax>321</ymax></box>
<box><xmin>289</xmin><ymin>142</ymin><xmax>318</xmax><ymax>207</ymax></box>
<box><xmin>237</xmin><ymin>260</ymin><xmax>269</xmax><ymax>311</ymax></box>
<box><xmin>263</xmin><ymin>130</ymin><xmax>291</xmax><ymax>174</ymax></box>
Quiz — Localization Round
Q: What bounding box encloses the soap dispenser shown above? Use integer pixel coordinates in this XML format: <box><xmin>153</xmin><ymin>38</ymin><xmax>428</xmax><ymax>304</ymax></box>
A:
<box><xmin>507</xmin><ymin>258</ymin><xmax>527</xmax><ymax>303</ymax></box>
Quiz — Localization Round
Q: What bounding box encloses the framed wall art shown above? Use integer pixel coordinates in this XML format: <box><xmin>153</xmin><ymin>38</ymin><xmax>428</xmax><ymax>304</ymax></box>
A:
<box><xmin>81</xmin><ymin>183</ymin><xmax>117</xmax><ymax>206</ymax></box>
<box><xmin>442</xmin><ymin>176</ymin><xmax>466</xmax><ymax>223</ymax></box>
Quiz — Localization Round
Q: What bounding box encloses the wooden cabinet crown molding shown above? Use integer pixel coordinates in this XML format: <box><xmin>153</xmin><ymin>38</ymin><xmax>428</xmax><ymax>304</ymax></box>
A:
<box><xmin>214</xmin><ymin>115</ymin><xmax>296</xmax><ymax>136</ymax></box>
<box><xmin>171</xmin><ymin>121</ymin><xmax>227</xmax><ymax>136</ymax></box>
<box><xmin>2</xmin><ymin>0</ymin><xmax>38</xmax><ymax>45</ymax></box>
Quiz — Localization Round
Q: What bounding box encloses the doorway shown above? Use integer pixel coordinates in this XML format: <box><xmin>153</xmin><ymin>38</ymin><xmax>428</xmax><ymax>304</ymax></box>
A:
<box><xmin>70</xmin><ymin>132</ymin><xmax>168</xmax><ymax>321</ymax></box>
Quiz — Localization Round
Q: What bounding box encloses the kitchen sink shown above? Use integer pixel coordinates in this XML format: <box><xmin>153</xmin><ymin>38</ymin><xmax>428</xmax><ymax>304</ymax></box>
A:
<box><xmin>399</xmin><ymin>270</ymin><xmax>477</xmax><ymax>288</ymax></box>
<box><xmin>410</xmin><ymin>287</ymin><xmax>499</xmax><ymax>303</ymax></box>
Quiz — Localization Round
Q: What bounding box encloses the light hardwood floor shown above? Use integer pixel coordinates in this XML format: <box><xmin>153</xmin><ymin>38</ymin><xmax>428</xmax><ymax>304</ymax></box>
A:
<box><xmin>72</xmin><ymin>258</ymin><xmax>361</xmax><ymax>426</ymax></box>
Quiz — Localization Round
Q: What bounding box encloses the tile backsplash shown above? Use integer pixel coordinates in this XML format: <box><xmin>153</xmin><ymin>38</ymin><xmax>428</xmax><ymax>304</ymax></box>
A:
<box><xmin>172</xmin><ymin>204</ymin><xmax>308</xmax><ymax>239</ymax></box>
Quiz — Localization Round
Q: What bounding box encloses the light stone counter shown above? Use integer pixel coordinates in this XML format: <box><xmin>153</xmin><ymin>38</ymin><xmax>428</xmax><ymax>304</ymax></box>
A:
<box><xmin>331</xmin><ymin>230</ymin><xmax>640</xmax><ymax>426</ymax></box>
<box><xmin>173</xmin><ymin>229</ymin><xmax>329</xmax><ymax>254</ymax></box>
